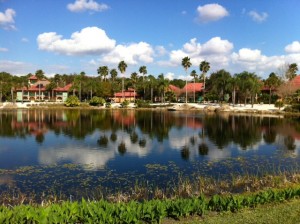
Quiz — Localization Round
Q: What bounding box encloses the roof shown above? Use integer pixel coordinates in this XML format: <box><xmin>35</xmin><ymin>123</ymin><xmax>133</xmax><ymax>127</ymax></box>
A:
<box><xmin>182</xmin><ymin>83</ymin><xmax>204</xmax><ymax>92</ymax></box>
<box><xmin>114</xmin><ymin>91</ymin><xmax>138</xmax><ymax>97</ymax></box>
<box><xmin>168</xmin><ymin>84</ymin><xmax>181</xmax><ymax>93</ymax></box>
<box><xmin>54</xmin><ymin>83</ymin><xmax>72</xmax><ymax>92</ymax></box>
<box><xmin>29</xmin><ymin>75</ymin><xmax>38</xmax><ymax>80</ymax></box>
<box><xmin>290</xmin><ymin>75</ymin><xmax>300</xmax><ymax>88</ymax></box>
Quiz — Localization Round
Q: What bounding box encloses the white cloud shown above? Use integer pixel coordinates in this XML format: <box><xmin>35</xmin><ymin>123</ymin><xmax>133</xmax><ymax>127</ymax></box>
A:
<box><xmin>202</xmin><ymin>37</ymin><xmax>233</xmax><ymax>55</ymax></box>
<box><xmin>196</xmin><ymin>4</ymin><xmax>229</xmax><ymax>23</ymax></box>
<box><xmin>37</xmin><ymin>26</ymin><xmax>116</xmax><ymax>56</ymax></box>
<box><xmin>67</xmin><ymin>0</ymin><xmax>109</xmax><ymax>12</ymax></box>
<box><xmin>285</xmin><ymin>41</ymin><xmax>300</xmax><ymax>53</ymax></box>
<box><xmin>0</xmin><ymin>47</ymin><xmax>8</xmax><ymax>52</ymax></box>
<box><xmin>160</xmin><ymin>37</ymin><xmax>233</xmax><ymax>69</ymax></box>
<box><xmin>0</xmin><ymin>60</ymin><xmax>33</xmax><ymax>74</ymax></box>
<box><xmin>0</xmin><ymin>8</ymin><xmax>16</xmax><ymax>30</ymax></box>
<box><xmin>248</xmin><ymin>10</ymin><xmax>268</xmax><ymax>23</ymax></box>
<box><xmin>165</xmin><ymin>72</ymin><xmax>175</xmax><ymax>80</ymax></box>
<box><xmin>155</xmin><ymin>45</ymin><xmax>167</xmax><ymax>56</ymax></box>
<box><xmin>101</xmin><ymin>42</ymin><xmax>154</xmax><ymax>65</ymax></box>
<box><xmin>232</xmin><ymin>48</ymin><xmax>263</xmax><ymax>62</ymax></box>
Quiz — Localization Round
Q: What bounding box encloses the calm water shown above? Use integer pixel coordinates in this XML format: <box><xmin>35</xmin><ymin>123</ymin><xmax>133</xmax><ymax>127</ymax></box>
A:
<box><xmin>1</xmin><ymin>109</ymin><xmax>300</xmax><ymax>198</ymax></box>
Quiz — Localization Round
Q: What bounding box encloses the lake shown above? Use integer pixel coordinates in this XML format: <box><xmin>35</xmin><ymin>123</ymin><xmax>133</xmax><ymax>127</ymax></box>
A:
<box><xmin>1</xmin><ymin>109</ymin><xmax>300</xmax><ymax>200</ymax></box>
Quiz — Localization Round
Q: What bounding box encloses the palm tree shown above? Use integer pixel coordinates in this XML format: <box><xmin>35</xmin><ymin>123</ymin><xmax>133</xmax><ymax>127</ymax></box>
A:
<box><xmin>139</xmin><ymin>66</ymin><xmax>147</xmax><ymax>99</ymax></box>
<box><xmin>110</xmin><ymin>68</ymin><xmax>118</xmax><ymax>97</ymax></box>
<box><xmin>147</xmin><ymin>75</ymin><xmax>156</xmax><ymax>102</ymax></box>
<box><xmin>158</xmin><ymin>74</ymin><xmax>169</xmax><ymax>103</ymax></box>
<box><xmin>181</xmin><ymin>56</ymin><xmax>192</xmax><ymax>103</ymax></box>
<box><xmin>97</xmin><ymin>66</ymin><xmax>109</xmax><ymax>81</ymax></box>
<box><xmin>130</xmin><ymin>72</ymin><xmax>138</xmax><ymax>102</ymax></box>
<box><xmin>265</xmin><ymin>72</ymin><xmax>282</xmax><ymax>104</ymax></box>
<box><xmin>199</xmin><ymin>60</ymin><xmax>210</xmax><ymax>100</ymax></box>
<box><xmin>118</xmin><ymin>61</ymin><xmax>128</xmax><ymax>101</ymax></box>
<box><xmin>190</xmin><ymin>69</ymin><xmax>198</xmax><ymax>102</ymax></box>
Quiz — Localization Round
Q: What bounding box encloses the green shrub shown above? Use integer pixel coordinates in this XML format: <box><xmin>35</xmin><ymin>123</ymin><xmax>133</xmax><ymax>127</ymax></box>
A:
<box><xmin>135</xmin><ymin>99</ymin><xmax>151</xmax><ymax>108</ymax></box>
<box><xmin>121</xmin><ymin>100</ymin><xmax>130</xmax><ymax>108</ymax></box>
<box><xmin>89</xmin><ymin>96</ymin><xmax>105</xmax><ymax>106</ymax></box>
<box><xmin>274</xmin><ymin>101</ymin><xmax>284</xmax><ymax>109</ymax></box>
<box><xmin>64</xmin><ymin>96</ymin><xmax>80</xmax><ymax>107</ymax></box>
<box><xmin>284</xmin><ymin>103</ymin><xmax>300</xmax><ymax>113</ymax></box>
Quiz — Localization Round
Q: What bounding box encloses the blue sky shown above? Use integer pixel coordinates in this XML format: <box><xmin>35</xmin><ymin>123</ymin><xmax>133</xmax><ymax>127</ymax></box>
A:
<box><xmin>1</xmin><ymin>0</ymin><xmax>300</xmax><ymax>79</ymax></box>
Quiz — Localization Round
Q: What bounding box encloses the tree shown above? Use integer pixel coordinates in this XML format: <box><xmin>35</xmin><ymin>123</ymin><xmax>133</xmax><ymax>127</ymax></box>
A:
<box><xmin>199</xmin><ymin>60</ymin><xmax>210</xmax><ymax>100</ymax></box>
<box><xmin>139</xmin><ymin>66</ymin><xmax>147</xmax><ymax>99</ymax></box>
<box><xmin>110</xmin><ymin>68</ymin><xmax>118</xmax><ymax>96</ymax></box>
<box><xmin>97</xmin><ymin>66</ymin><xmax>109</xmax><ymax>81</ymax></box>
<box><xmin>286</xmin><ymin>63</ymin><xmax>298</xmax><ymax>81</ymax></box>
<box><xmin>236</xmin><ymin>71</ymin><xmax>262</xmax><ymax>107</ymax></box>
<box><xmin>190</xmin><ymin>69</ymin><xmax>198</xmax><ymax>102</ymax></box>
<box><xmin>35</xmin><ymin>69</ymin><xmax>45</xmax><ymax>80</ymax></box>
<box><xmin>147</xmin><ymin>75</ymin><xmax>157</xmax><ymax>102</ymax></box>
<box><xmin>264</xmin><ymin>72</ymin><xmax>282</xmax><ymax>104</ymax></box>
<box><xmin>158</xmin><ymin>74</ymin><xmax>169</xmax><ymax>103</ymax></box>
<box><xmin>181</xmin><ymin>56</ymin><xmax>192</xmax><ymax>103</ymax></box>
<box><xmin>130</xmin><ymin>72</ymin><xmax>138</xmax><ymax>102</ymax></box>
<box><xmin>118</xmin><ymin>61</ymin><xmax>128</xmax><ymax>101</ymax></box>
<box><xmin>209</xmin><ymin>69</ymin><xmax>231</xmax><ymax>102</ymax></box>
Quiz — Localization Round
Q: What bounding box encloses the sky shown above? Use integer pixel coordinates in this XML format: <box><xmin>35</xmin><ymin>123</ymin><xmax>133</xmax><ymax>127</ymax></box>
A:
<box><xmin>1</xmin><ymin>0</ymin><xmax>300</xmax><ymax>80</ymax></box>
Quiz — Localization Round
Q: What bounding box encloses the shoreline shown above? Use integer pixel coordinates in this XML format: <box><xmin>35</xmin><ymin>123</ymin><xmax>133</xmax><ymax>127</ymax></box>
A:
<box><xmin>0</xmin><ymin>101</ymin><xmax>289</xmax><ymax>116</ymax></box>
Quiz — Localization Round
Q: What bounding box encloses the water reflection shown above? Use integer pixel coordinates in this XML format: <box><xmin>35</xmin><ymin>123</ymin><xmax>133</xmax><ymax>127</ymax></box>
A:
<box><xmin>0</xmin><ymin>110</ymin><xmax>300</xmax><ymax>170</ymax></box>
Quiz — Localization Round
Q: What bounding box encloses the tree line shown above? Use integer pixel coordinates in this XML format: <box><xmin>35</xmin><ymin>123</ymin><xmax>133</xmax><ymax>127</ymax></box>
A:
<box><xmin>0</xmin><ymin>60</ymin><xmax>298</xmax><ymax>104</ymax></box>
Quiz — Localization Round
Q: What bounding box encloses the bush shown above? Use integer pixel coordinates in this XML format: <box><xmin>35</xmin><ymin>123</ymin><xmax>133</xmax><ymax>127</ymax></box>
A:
<box><xmin>121</xmin><ymin>100</ymin><xmax>130</xmax><ymax>108</ymax></box>
<box><xmin>64</xmin><ymin>96</ymin><xmax>80</xmax><ymax>107</ymax></box>
<box><xmin>274</xmin><ymin>100</ymin><xmax>284</xmax><ymax>109</ymax></box>
<box><xmin>89</xmin><ymin>96</ymin><xmax>105</xmax><ymax>106</ymax></box>
<box><xmin>284</xmin><ymin>104</ymin><xmax>300</xmax><ymax>113</ymax></box>
<box><xmin>135</xmin><ymin>99</ymin><xmax>151</xmax><ymax>108</ymax></box>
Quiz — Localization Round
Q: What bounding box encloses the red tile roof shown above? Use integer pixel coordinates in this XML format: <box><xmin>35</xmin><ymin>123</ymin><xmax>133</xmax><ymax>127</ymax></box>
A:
<box><xmin>114</xmin><ymin>91</ymin><xmax>138</xmax><ymax>97</ymax></box>
<box><xmin>182</xmin><ymin>83</ymin><xmax>204</xmax><ymax>92</ymax></box>
<box><xmin>291</xmin><ymin>75</ymin><xmax>300</xmax><ymax>88</ymax></box>
<box><xmin>29</xmin><ymin>75</ymin><xmax>38</xmax><ymax>80</ymax></box>
<box><xmin>168</xmin><ymin>84</ymin><xmax>181</xmax><ymax>93</ymax></box>
<box><xmin>54</xmin><ymin>83</ymin><xmax>72</xmax><ymax>92</ymax></box>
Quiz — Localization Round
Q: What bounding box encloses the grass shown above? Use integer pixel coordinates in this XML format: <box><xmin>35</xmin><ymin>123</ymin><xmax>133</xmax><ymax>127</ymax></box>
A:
<box><xmin>163</xmin><ymin>198</ymin><xmax>300</xmax><ymax>224</ymax></box>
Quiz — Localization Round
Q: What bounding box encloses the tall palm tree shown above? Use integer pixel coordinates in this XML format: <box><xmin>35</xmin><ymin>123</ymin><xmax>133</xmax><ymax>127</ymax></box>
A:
<box><xmin>118</xmin><ymin>61</ymin><xmax>127</xmax><ymax>101</ymax></box>
<box><xmin>190</xmin><ymin>69</ymin><xmax>198</xmax><ymax>103</ymax></box>
<box><xmin>158</xmin><ymin>73</ymin><xmax>169</xmax><ymax>103</ymax></box>
<box><xmin>97</xmin><ymin>66</ymin><xmax>109</xmax><ymax>81</ymax></box>
<box><xmin>110</xmin><ymin>68</ymin><xmax>118</xmax><ymax>97</ymax></box>
<box><xmin>264</xmin><ymin>72</ymin><xmax>282</xmax><ymax>104</ymax></box>
<box><xmin>199</xmin><ymin>60</ymin><xmax>210</xmax><ymax>101</ymax></box>
<box><xmin>139</xmin><ymin>66</ymin><xmax>147</xmax><ymax>99</ymax></box>
<box><xmin>131</xmin><ymin>72</ymin><xmax>138</xmax><ymax>102</ymax></box>
<box><xmin>181</xmin><ymin>56</ymin><xmax>192</xmax><ymax>103</ymax></box>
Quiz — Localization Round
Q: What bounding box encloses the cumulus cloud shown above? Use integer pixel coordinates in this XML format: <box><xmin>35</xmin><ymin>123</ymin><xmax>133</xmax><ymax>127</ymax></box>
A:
<box><xmin>285</xmin><ymin>41</ymin><xmax>300</xmax><ymax>53</ymax></box>
<box><xmin>37</xmin><ymin>27</ymin><xmax>116</xmax><ymax>55</ymax></box>
<box><xmin>101</xmin><ymin>42</ymin><xmax>154</xmax><ymax>65</ymax></box>
<box><xmin>67</xmin><ymin>0</ymin><xmax>109</xmax><ymax>12</ymax></box>
<box><xmin>159</xmin><ymin>37</ymin><xmax>233</xmax><ymax>69</ymax></box>
<box><xmin>248</xmin><ymin>10</ymin><xmax>268</xmax><ymax>23</ymax></box>
<box><xmin>196</xmin><ymin>3</ymin><xmax>229</xmax><ymax>23</ymax></box>
<box><xmin>0</xmin><ymin>8</ymin><xmax>16</xmax><ymax>30</ymax></box>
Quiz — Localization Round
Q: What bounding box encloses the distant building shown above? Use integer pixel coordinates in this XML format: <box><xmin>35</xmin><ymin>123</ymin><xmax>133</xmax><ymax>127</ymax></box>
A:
<box><xmin>113</xmin><ymin>88</ymin><xmax>138</xmax><ymax>103</ymax></box>
<box><xmin>16</xmin><ymin>75</ymin><xmax>72</xmax><ymax>102</ymax></box>
<box><xmin>180</xmin><ymin>83</ymin><xmax>204</xmax><ymax>102</ymax></box>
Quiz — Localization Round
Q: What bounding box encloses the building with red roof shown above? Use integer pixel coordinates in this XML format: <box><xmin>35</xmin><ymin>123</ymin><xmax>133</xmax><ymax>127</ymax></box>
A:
<box><xmin>113</xmin><ymin>88</ymin><xmax>138</xmax><ymax>103</ymax></box>
<box><xmin>16</xmin><ymin>75</ymin><xmax>72</xmax><ymax>102</ymax></box>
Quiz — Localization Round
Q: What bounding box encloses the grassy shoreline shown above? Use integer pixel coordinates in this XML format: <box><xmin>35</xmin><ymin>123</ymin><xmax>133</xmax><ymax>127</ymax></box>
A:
<box><xmin>1</xmin><ymin>185</ymin><xmax>300</xmax><ymax>223</ymax></box>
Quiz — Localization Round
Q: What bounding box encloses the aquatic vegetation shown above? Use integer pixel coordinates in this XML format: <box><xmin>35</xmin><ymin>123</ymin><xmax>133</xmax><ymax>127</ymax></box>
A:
<box><xmin>1</xmin><ymin>186</ymin><xmax>300</xmax><ymax>223</ymax></box>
